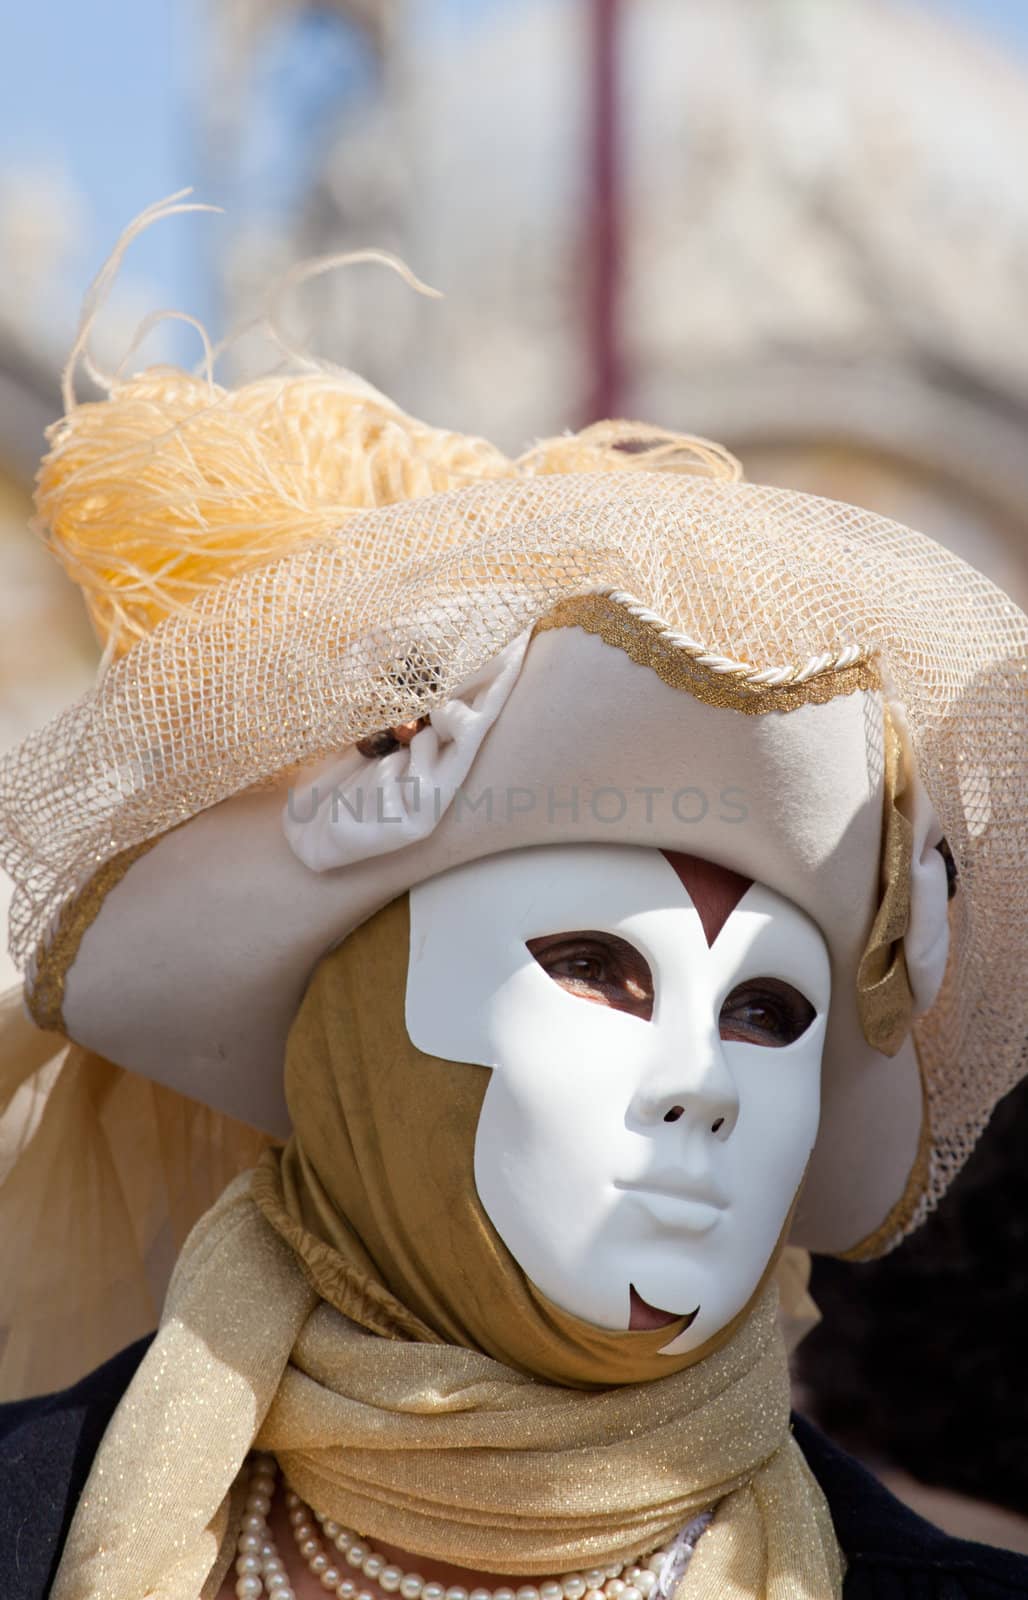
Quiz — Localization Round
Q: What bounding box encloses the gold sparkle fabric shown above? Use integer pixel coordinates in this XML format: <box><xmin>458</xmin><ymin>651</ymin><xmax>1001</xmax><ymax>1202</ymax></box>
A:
<box><xmin>51</xmin><ymin>898</ymin><xmax>843</xmax><ymax>1600</ymax></box>
<box><xmin>856</xmin><ymin>705</ymin><xmax>916</xmax><ymax>1057</ymax></box>
<box><xmin>257</xmin><ymin>1287</ymin><xmax>841</xmax><ymax>1590</ymax></box>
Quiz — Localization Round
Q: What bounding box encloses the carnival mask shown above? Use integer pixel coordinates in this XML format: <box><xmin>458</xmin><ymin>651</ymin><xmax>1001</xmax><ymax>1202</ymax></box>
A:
<box><xmin>406</xmin><ymin>843</ymin><xmax>831</xmax><ymax>1354</ymax></box>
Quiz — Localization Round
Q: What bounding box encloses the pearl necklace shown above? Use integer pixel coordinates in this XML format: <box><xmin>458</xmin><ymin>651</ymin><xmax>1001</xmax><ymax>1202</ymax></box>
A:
<box><xmin>232</xmin><ymin>1455</ymin><xmax>703</xmax><ymax>1600</ymax></box>
<box><xmin>231</xmin><ymin>1453</ymin><xmax>295</xmax><ymax>1599</ymax></box>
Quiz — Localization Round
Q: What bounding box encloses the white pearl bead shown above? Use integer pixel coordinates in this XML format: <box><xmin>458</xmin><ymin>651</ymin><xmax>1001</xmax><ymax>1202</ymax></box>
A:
<box><xmin>301</xmin><ymin>1538</ymin><xmax>322</xmax><ymax>1561</ymax></box>
<box><xmin>493</xmin><ymin>1588</ymin><xmax>515</xmax><ymax>1600</ymax></box>
<box><xmin>236</xmin><ymin>1554</ymin><xmax>262</xmax><ymax>1576</ymax></box>
<box><xmin>445</xmin><ymin>1588</ymin><xmax>469</xmax><ymax>1600</ymax></box>
<box><xmin>401</xmin><ymin>1577</ymin><xmax>426</xmax><ymax>1599</ymax></box>
<box><xmin>621</xmin><ymin>1587</ymin><xmax>643</xmax><ymax>1600</ymax></box>
<box><xmin>242</xmin><ymin>1513</ymin><xmax>265</xmax><ymax>1534</ymax></box>
<box><xmin>563</xmin><ymin>1579</ymin><xmax>586</xmax><ymax>1600</ymax></box>
<box><xmin>312</xmin><ymin>1552</ymin><xmax>330</xmax><ymax>1576</ymax></box>
<box><xmin>605</xmin><ymin>1582</ymin><xmax>625</xmax><ymax>1597</ymax></box>
<box><xmin>635</xmin><ymin>1575</ymin><xmax>657</xmax><ymax>1597</ymax></box>
<box><xmin>541</xmin><ymin>1583</ymin><xmax>564</xmax><ymax>1600</ymax></box>
<box><xmin>645</xmin><ymin>1556</ymin><xmax>666</xmax><ymax>1575</ymax></box>
<box><xmin>236</xmin><ymin>1579</ymin><xmax>262</xmax><ymax>1600</ymax></box>
<box><xmin>380</xmin><ymin>1567</ymin><xmax>404</xmax><ymax>1593</ymax></box>
<box><xmin>605</xmin><ymin>1569</ymin><xmax>623</xmax><ymax>1582</ymax></box>
<box><xmin>584</xmin><ymin>1590</ymin><xmax>605</xmax><ymax>1600</ymax></box>
<box><xmin>322</xmin><ymin>1571</ymin><xmax>343</xmax><ymax>1592</ymax></box>
<box><xmin>585</xmin><ymin>1575</ymin><xmax>607</xmax><ymax>1592</ymax></box>
<box><xmin>323</xmin><ymin>1520</ymin><xmax>342</xmax><ymax>1541</ymax></box>
<box><xmin>247</xmin><ymin>1493</ymin><xmax>272</xmax><ymax>1517</ymax></box>
<box><xmin>469</xmin><ymin>1589</ymin><xmax>493</xmax><ymax>1600</ymax></box>
<box><xmin>251</xmin><ymin>1473</ymin><xmax>276</xmax><ymax>1497</ymax></box>
<box><xmin>422</xmin><ymin>1585</ymin><xmax>446</xmax><ymax>1600</ymax></box>
<box><xmin>356</xmin><ymin>1590</ymin><xmax>377</xmax><ymax>1600</ymax></box>
<box><xmin>362</xmin><ymin>1555</ymin><xmax>385</xmax><ymax>1581</ymax></box>
<box><xmin>516</xmin><ymin>1586</ymin><xmax>540</xmax><ymax>1600</ymax></box>
<box><xmin>347</xmin><ymin>1544</ymin><xmax>370</xmax><ymax>1568</ymax></box>
<box><xmin>336</xmin><ymin>1583</ymin><xmax>357</xmax><ymax>1599</ymax></box>
<box><xmin>239</xmin><ymin>1533</ymin><xmax>263</xmax><ymax>1556</ymax></box>
<box><xmin>268</xmin><ymin>1573</ymin><xmax>290</xmax><ymax>1590</ymax></box>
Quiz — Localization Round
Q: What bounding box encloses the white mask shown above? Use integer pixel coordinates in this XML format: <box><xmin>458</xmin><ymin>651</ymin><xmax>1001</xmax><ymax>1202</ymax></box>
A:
<box><xmin>406</xmin><ymin>843</ymin><xmax>830</xmax><ymax>1355</ymax></box>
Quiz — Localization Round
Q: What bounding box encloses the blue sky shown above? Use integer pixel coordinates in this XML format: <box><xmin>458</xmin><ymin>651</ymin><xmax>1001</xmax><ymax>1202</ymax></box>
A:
<box><xmin>1</xmin><ymin>0</ymin><xmax>1027</xmax><ymax>365</ymax></box>
<box><xmin>0</xmin><ymin>0</ymin><xmax>202</xmax><ymax>352</ymax></box>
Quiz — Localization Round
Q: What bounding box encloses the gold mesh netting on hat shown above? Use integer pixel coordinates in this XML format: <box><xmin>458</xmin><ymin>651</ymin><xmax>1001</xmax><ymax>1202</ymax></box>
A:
<box><xmin>2</xmin><ymin>442</ymin><xmax>1027</xmax><ymax>1244</ymax></box>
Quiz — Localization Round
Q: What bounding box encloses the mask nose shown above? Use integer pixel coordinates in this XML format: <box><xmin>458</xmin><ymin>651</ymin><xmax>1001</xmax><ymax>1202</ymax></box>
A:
<box><xmin>629</xmin><ymin>1046</ymin><xmax>739</xmax><ymax>1139</ymax></box>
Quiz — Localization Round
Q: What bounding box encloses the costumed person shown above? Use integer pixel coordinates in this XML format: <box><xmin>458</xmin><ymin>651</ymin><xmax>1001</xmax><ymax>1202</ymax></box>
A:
<box><xmin>2</xmin><ymin>200</ymin><xmax>1028</xmax><ymax>1600</ymax></box>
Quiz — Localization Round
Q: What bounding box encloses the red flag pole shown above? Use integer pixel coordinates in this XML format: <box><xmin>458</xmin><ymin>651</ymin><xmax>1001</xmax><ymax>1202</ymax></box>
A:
<box><xmin>584</xmin><ymin>0</ymin><xmax>624</xmax><ymax>425</ymax></box>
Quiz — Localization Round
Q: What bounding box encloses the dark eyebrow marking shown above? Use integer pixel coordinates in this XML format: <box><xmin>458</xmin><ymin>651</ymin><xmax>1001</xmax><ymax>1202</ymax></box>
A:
<box><xmin>661</xmin><ymin>850</ymin><xmax>752</xmax><ymax>946</ymax></box>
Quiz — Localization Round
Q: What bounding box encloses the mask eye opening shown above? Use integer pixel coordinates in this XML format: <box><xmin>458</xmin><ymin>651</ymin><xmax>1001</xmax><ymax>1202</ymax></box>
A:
<box><xmin>718</xmin><ymin>978</ymin><xmax>817</xmax><ymax>1048</ymax></box>
<box><xmin>527</xmin><ymin>930</ymin><xmax>654</xmax><ymax>1020</ymax></box>
<box><xmin>356</xmin><ymin>715</ymin><xmax>430</xmax><ymax>758</ymax></box>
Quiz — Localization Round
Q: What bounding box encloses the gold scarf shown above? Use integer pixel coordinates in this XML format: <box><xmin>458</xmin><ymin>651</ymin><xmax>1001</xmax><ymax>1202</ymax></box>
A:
<box><xmin>53</xmin><ymin>896</ymin><xmax>843</xmax><ymax>1599</ymax></box>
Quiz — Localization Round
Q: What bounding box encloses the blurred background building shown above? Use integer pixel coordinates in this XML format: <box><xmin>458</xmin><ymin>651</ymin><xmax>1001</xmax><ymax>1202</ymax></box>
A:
<box><xmin>214</xmin><ymin>0</ymin><xmax>1028</xmax><ymax>614</ymax></box>
<box><xmin>2</xmin><ymin>0</ymin><xmax>1028</xmax><ymax>1539</ymax></box>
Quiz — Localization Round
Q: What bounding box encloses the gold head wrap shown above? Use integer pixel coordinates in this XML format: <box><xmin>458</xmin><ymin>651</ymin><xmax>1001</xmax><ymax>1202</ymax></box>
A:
<box><xmin>256</xmin><ymin>893</ymin><xmax>743</xmax><ymax>1388</ymax></box>
<box><xmin>51</xmin><ymin>896</ymin><xmax>843</xmax><ymax>1600</ymax></box>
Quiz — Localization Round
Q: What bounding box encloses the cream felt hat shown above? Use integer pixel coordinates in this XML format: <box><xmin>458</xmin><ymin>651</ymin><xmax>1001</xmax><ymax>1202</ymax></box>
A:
<box><xmin>2</xmin><ymin>377</ymin><xmax>1028</xmax><ymax>1268</ymax></box>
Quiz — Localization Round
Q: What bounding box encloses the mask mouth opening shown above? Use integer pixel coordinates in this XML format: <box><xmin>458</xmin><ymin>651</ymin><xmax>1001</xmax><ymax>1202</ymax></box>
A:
<box><xmin>629</xmin><ymin>1285</ymin><xmax>699</xmax><ymax>1332</ymax></box>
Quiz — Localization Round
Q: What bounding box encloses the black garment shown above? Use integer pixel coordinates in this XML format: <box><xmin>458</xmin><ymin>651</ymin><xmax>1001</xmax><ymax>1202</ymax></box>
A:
<box><xmin>2</xmin><ymin>1340</ymin><xmax>1027</xmax><ymax>1600</ymax></box>
<box><xmin>791</xmin><ymin>1417</ymin><xmax>1028</xmax><ymax>1598</ymax></box>
<box><xmin>0</xmin><ymin>1337</ymin><xmax>153</xmax><ymax>1600</ymax></box>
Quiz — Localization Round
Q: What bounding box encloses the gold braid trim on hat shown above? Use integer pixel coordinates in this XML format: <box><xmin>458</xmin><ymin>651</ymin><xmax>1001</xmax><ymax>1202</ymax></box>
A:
<box><xmin>836</xmin><ymin>1065</ymin><xmax>932</xmax><ymax>1262</ymax></box>
<box><xmin>535</xmin><ymin>593</ymin><xmax>881</xmax><ymax>713</ymax></box>
<box><xmin>26</xmin><ymin>836</ymin><xmax>161</xmax><ymax>1035</ymax></box>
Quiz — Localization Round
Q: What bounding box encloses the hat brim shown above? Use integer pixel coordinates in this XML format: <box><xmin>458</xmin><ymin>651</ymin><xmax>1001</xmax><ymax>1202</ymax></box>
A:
<box><xmin>45</xmin><ymin>620</ymin><xmax>925</xmax><ymax>1257</ymax></box>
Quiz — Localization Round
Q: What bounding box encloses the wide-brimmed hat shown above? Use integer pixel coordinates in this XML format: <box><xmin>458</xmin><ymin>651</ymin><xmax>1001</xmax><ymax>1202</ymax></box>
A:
<box><xmin>2</xmin><ymin>370</ymin><xmax>1027</xmax><ymax>1265</ymax></box>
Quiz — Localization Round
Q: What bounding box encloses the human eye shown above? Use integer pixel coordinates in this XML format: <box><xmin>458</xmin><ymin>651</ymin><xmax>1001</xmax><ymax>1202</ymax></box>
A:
<box><xmin>718</xmin><ymin>978</ymin><xmax>816</xmax><ymax>1047</ymax></box>
<box><xmin>526</xmin><ymin>931</ymin><xmax>654</xmax><ymax>1019</ymax></box>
